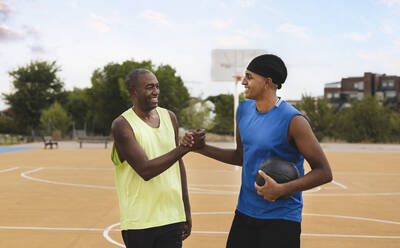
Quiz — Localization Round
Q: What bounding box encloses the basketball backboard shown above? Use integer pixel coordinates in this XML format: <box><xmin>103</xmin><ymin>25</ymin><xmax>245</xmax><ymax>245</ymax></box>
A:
<box><xmin>211</xmin><ymin>49</ymin><xmax>266</xmax><ymax>81</ymax></box>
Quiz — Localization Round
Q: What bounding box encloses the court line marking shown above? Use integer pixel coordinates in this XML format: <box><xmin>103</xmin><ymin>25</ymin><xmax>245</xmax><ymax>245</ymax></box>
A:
<box><xmin>1</xmin><ymin>212</ymin><xmax>399</xmax><ymax>247</ymax></box>
<box><xmin>303</xmin><ymin>213</ymin><xmax>400</xmax><ymax>225</ymax></box>
<box><xmin>103</xmin><ymin>211</ymin><xmax>400</xmax><ymax>247</ymax></box>
<box><xmin>331</xmin><ymin>180</ymin><xmax>347</xmax><ymax>189</ymax></box>
<box><xmin>19</xmin><ymin>167</ymin><xmax>400</xmax><ymax>197</ymax></box>
<box><xmin>0</xmin><ymin>167</ymin><xmax>19</xmax><ymax>173</ymax></box>
<box><xmin>103</xmin><ymin>223</ymin><xmax>124</xmax><ymax>247</ymax></box>
<box><xmin>0</xmin><ymin>226</ymin><xmax>108</xmax><ymax>231</ymax></box>
<box><xmin>303</xmin><ymin>192</ymin><xmax>400</xmax><ymax>197</ymax></box>
<box><xmin>20</xmin><ymin>168</ymin><xmax>115</xmax><ymax>190</ymax></box>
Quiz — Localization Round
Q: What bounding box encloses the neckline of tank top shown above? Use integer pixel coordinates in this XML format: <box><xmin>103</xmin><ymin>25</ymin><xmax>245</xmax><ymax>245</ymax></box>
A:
<box><xmin>131</xmin><ymin>107</ymin><xmax>162</xmax><ymax>130</ymax></box>
<box><xmin>254</xmin><ymin>97</ymin><xmax>282</xmax><ymax>114</ymax></box>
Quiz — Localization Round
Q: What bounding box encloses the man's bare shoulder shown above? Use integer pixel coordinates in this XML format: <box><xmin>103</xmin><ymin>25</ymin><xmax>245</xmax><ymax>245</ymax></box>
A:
<box><xmin>111</xmin><ymin>116</ymin><xmax>131</xmax><ymax>135</ymax></box>
<box><xmin>167</xmin><ymin>109</ymin><xmax>177</xmax><ymax>120</ymax></box>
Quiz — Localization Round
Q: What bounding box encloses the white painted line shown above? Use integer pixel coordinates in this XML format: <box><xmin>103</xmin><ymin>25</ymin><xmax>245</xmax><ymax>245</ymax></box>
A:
<box><xmin>331</xmin><ymin>180</ymin><xmax>348</xmax><ymax>189</ymax></box>
<box><xmin>0</xmin><ymin>226</ymin><xmax>111</xmax><ymax>231</ymax></box>
<box><xmin>103</xmin><ymin>223</ymin><xmax>125</xmax><ymax>247</ymax></box>
<box><xmin>102</xmin><ymin>211</ymin><xmax>400</xmax><ymax>247</ymax></box>
<box><xmin>20</xmin><ymin>168</ymin><xmax>115</xmax><ymax>190</ymax></box>
<box><xmin>192</xmin><ymin>211</ymin><xmax>233</xmax><ymax>215</ymax></box>
<box><xmin>0</xmin><ymin>166</ymin><xmax>19</xmax><ymax>173</ymax></box>
<box><xmin>303</xmin><ymin>192</ymin><xmax>400</xmax><ymax>197</ymax></box>
<box><xmin>303</xmin><ymin>213</ymin><xmax>400</xmax><ymax>225</ymax></box>
<box><xmin>302</xmin><ymin>234</ymin><xmax>400</xmax><ymax>239</ymax></box>
<box><xmin>17</xmin><ymin>167</ymin><xmax>400</xmax><ymax>197</ymax></box>
<box><xmin>189</xmin><ymin>184</ymin><xmax>239</xmax><ymax>188</ymax></box>
<box><xmin>42</xmin><ymin>167</ymin><xmax>113</xmax><ymax>171</ymax></box>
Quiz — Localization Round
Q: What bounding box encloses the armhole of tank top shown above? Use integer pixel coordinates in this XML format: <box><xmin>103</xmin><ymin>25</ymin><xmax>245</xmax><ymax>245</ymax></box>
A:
<box><xmin>286</xmin><ymin>113</ymin><xmax>304</xmax><ymax>149</ymax></box>
<box><xmin>116</xmin><ymin>112</ymin><xmax>138</xmax><ymax>164</ymax></box>
<box><xmin>164</xmin><ymin>108</ymin><xmax>179</xmax><ymax>144</ymax></box>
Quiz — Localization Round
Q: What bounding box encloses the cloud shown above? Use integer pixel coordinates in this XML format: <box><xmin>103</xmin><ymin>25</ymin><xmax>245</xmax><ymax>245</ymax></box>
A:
<box><xmin>30</xmin><ymin>44</ymin><xmax>46</xmax><ymax>54</ymax></box>
<box><xmin>209</xmin><ymin>18</ymin><xmax>233</xmax><ymax>29</ymax></box>
<box><xmin>23</xmin><ymin>25</ymin><xmax>40</xmax><ymax>37</ymax></box>
<box><xmin>90</xmin><ymin>21</ymin><xmax>110</xmax><ymax>33</ymax></box>
<box><xmin>0</xmin><ymin>1</ymin><xmax>14</xmax><ymax>22</ymax></box>
<box><xmin>0</xmin><ymin>25</ymin><xmax>24</xmax><ymax>41</ymax></box>
<box><xmin>358</xmin><ymin>50</ymin><xmax>400</xmax><ymax>71</ymax></box>
<box><xmin>348</xmin><ymin>32</ymin><xmax>372</xmax><ymax>42</ymax></box>
<box><xmin>139</xmin><ymin>10</ymin><xmax>172</xmax><ymax>27</ymax></box>
<box><xmin>238</xmin><ymin>0</ymin><xmax>255</xmax><ymax>7</ymax></box>
<box><xmin>381</xmin><ymin>0</ymin><xmax>400</xmax><ymax>6</ymax></box>
<box><xmin>70</xmin><ymin>1</ymin><xmax>78</xmax><ymax>9</ymax></box>
<box><xmin>219</xmin><ymin>35</ymin><xmax>249</xmax><ymax>46</ymax></box>
<box><xmin>89</xmin><ymin>13</ymin><xmax>111</xmax><ymax>33</ymax></box>
<box><xmin>276</xmin><ymin>23</ymin><xmax>310</xmax><ymax>39</ymax></box>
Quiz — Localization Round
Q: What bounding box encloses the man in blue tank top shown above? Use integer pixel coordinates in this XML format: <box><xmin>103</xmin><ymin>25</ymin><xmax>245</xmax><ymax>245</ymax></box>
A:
<box><xmin>183</xmin><ymin>54</ymin><xmax>333</xmax><ymax>248</ymax></box>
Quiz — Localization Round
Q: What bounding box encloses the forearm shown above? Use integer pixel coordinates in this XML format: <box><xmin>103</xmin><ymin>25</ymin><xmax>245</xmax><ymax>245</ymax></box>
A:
<box><xmin>195</xmin><ymin>144</ymin><xmax>242</xmax><ymax>166</ymax></box>
<box><xmin>282</xmin><ymin>166</ymin><xmax>333</xmax><ymax>196</ymax></box>
<box><xmin>179</xmin><ymin>159</ymin><xmax>191</xmax><ymax>219</ymax></box>
<box><xmin>128</xmin><ymin>146</ymin><xmax>189</xmax><ymax>181</ymax></box>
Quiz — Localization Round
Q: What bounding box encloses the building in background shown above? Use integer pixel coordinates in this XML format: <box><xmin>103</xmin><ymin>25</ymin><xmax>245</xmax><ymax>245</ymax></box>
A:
<box><xmin>324</xmin><ymin>72</ymin><xmax>400</xmax><ymax>112</ymax></box>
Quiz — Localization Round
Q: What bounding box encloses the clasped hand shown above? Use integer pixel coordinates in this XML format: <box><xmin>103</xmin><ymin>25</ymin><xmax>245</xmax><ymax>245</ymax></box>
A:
<box><xmin>180</xmin><ymin>129</ymin><xmax>206</xmax><ymax>150</ymax></box>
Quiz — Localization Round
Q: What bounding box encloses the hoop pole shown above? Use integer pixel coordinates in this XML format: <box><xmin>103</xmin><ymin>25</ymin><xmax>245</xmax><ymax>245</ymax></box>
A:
<box><xmin>233</xmin><ymin>76</ymin><xmax>242</xmax><ymax>146</ymax></box>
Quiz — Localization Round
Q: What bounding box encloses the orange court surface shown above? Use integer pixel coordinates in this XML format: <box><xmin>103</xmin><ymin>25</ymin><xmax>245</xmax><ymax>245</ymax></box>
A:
<box><xmin>0</xmin><ymin>142</ymin><xmax>400</xmax><ymax>248</ymax></box>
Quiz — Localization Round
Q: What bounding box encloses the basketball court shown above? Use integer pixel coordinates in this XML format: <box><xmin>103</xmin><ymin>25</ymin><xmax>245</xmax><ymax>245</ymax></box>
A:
<box><xmin>0</xmin><ymin>142</ymin><xmax>399</xmax><ymax>247</ymax></box>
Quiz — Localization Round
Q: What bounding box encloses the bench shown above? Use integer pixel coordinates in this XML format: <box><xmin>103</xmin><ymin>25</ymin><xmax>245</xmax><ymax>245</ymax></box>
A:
<box><xmin>78</xmin><ymin>136</ymin><xmax>110</xmax><ymax>148</ymax></box>
<box><xmin>42</xmin><ymin>136</ymin><xmax>58</xmax><ymax>149</ymax></box>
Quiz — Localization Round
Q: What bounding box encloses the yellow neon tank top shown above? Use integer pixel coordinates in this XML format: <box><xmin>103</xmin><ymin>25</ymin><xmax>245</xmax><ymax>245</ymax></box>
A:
<box><xmin>111</xmin><ymin>107</ymin><xmax>186</xmax><ymax>230</ymax></box>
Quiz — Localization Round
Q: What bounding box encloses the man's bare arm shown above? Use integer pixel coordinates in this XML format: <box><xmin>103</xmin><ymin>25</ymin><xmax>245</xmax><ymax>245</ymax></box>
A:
<box><xmin>255</xmin><ymin>115</ymin><xmax>333</xmax><ymax>200</ymax></box>
<box><xmin>168</xmin><ymin>111</ymin><xmax>192</xmax><ymax>240</ymax></box>
<box><xmin>111</xmin><ymin>116</ymin><xmax>190</xmax><ymax>181</ymax></box>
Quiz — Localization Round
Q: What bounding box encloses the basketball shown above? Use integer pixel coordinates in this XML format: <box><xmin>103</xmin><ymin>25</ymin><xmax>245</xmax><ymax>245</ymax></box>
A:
<box><xmin>255</xmin><ymin>156</ymin><xmax>300</xmax><ymax>193</ymax></box>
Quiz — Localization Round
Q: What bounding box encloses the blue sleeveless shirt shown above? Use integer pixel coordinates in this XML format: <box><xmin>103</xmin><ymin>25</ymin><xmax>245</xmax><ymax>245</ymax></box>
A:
<box><xmin>236</xmin><ymin>99</ymin><xmax>305</xmax><ymax>223</ymax></box>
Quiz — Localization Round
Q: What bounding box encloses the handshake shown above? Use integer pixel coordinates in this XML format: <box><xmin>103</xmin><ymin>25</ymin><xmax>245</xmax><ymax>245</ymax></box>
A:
<box><xmin>180</xmin><ymin>129</ymin><xmax>206</xmax><ymax>151</ymax></box>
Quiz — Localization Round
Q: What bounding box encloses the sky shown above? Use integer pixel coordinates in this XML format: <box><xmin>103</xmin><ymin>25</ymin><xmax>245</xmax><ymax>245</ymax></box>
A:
<box><xmin>1</xmin><ymin>0</ymin><xmax>400</xmax><ymax>110</ymax></box>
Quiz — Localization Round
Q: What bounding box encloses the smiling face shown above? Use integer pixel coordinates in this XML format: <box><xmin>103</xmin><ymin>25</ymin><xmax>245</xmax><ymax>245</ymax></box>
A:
<box><xmin>132</xmin><ymin>72</ymin><xmax>160</xmax><ymax>111</ymax></box>
<box><xmin>242</xmin><ymin>70</ymin><xmax>268</xmax><ymax>100</ymax></box>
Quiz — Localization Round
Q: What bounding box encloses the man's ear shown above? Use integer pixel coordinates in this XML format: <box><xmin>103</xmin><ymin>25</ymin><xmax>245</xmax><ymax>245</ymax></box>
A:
<box><xmin>266</xmin><ymin>77</ymin><xmax>277</xmax><ymax>90</ymax></box>
<box><xmin>129</xmin><ymin>88</ymin><xmax>137</xmax><ymax>97</ymax></box>
<box><xmin>265</xmin><ymin>77</ymin><xmax>272</xmax><ymax>88</ymax></box>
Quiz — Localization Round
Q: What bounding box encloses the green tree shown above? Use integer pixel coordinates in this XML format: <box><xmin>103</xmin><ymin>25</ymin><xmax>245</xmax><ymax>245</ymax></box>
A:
<box><xmin>155</xmin><ymin>64</ymin><xmax>190</xmax><ymax>116</ymax></box>
<box><xmin>89</xmin><ymin>59</ymin><xmax>189</xmax><ymax>135</ymax></box>
<box><xmin>206</xmin><ymin>93</ymin><xmax>246</xmax><ymax>135</ymax></box>
<box><xmin>388</xmin><ymin>111</ymin><xmax>400</xmax><ymax>142</ymax></box>
<box><xmin>65</xmin><ymin>88</ymin><xmax>90</xmax><ymax>129</ymax></box>
<box><xmin>89</xmin><ymin>60</ymin><xmax>153</xmax><ymax>134</ymax></box>
<box><xmin>207</xmin><ymin>94</ymin><xmax>234</xmax><ymax>134</ymax></box>
<box><xmin>179</xmin><ymin>98</ymin><xmax>213</xmax><ymax>130</ymax></box>
<box><xmin>0</xmin><ymin>115</ymin><xmax>17</xmax><ymax>134</ymax></box>
<box><xmin>2</xmin><ymin>61</ymin><xmax>65</xmax><ymax>134</ymax></box>
<box><xmin>295</xmin><ymin>95</ymin><xmax>336</xmax><ymax>141</ymax></box>
<box><xmin>336</xmin><ymin>96</ymin><xmax>392</xmax><ymax>143</ymax></box>
<box><xmin>40</xmin><ymin>102</ymin><xmax>71</xmax><ymax>137</ymax></box>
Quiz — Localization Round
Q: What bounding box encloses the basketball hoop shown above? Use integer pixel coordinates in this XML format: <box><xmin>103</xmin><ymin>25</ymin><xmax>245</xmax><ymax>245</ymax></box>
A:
<box><xmin>210</xmin><ymin>49</ymin><xmax>266</xmax><ymax>147</ymax></box>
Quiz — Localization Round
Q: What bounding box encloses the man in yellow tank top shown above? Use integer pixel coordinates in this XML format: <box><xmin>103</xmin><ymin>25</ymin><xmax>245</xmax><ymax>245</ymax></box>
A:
<box><xmin>111</xmin><ymin>69</ymin><xmax>204</xmax><ymax>248</ymax></box>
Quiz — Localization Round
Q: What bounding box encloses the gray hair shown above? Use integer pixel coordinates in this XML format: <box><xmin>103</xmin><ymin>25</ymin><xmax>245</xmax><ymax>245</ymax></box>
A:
<box><xmin>125</xmin><ymin>68</ymin><xmax>152</xmax><ymax>92</ymax></box>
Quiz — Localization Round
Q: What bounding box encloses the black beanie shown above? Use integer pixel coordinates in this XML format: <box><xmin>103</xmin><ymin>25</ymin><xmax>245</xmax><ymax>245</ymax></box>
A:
<box><xmin>246</xmin><ymin>54</ymin><xmax>287</xmax><ymax>89</ymax></box>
